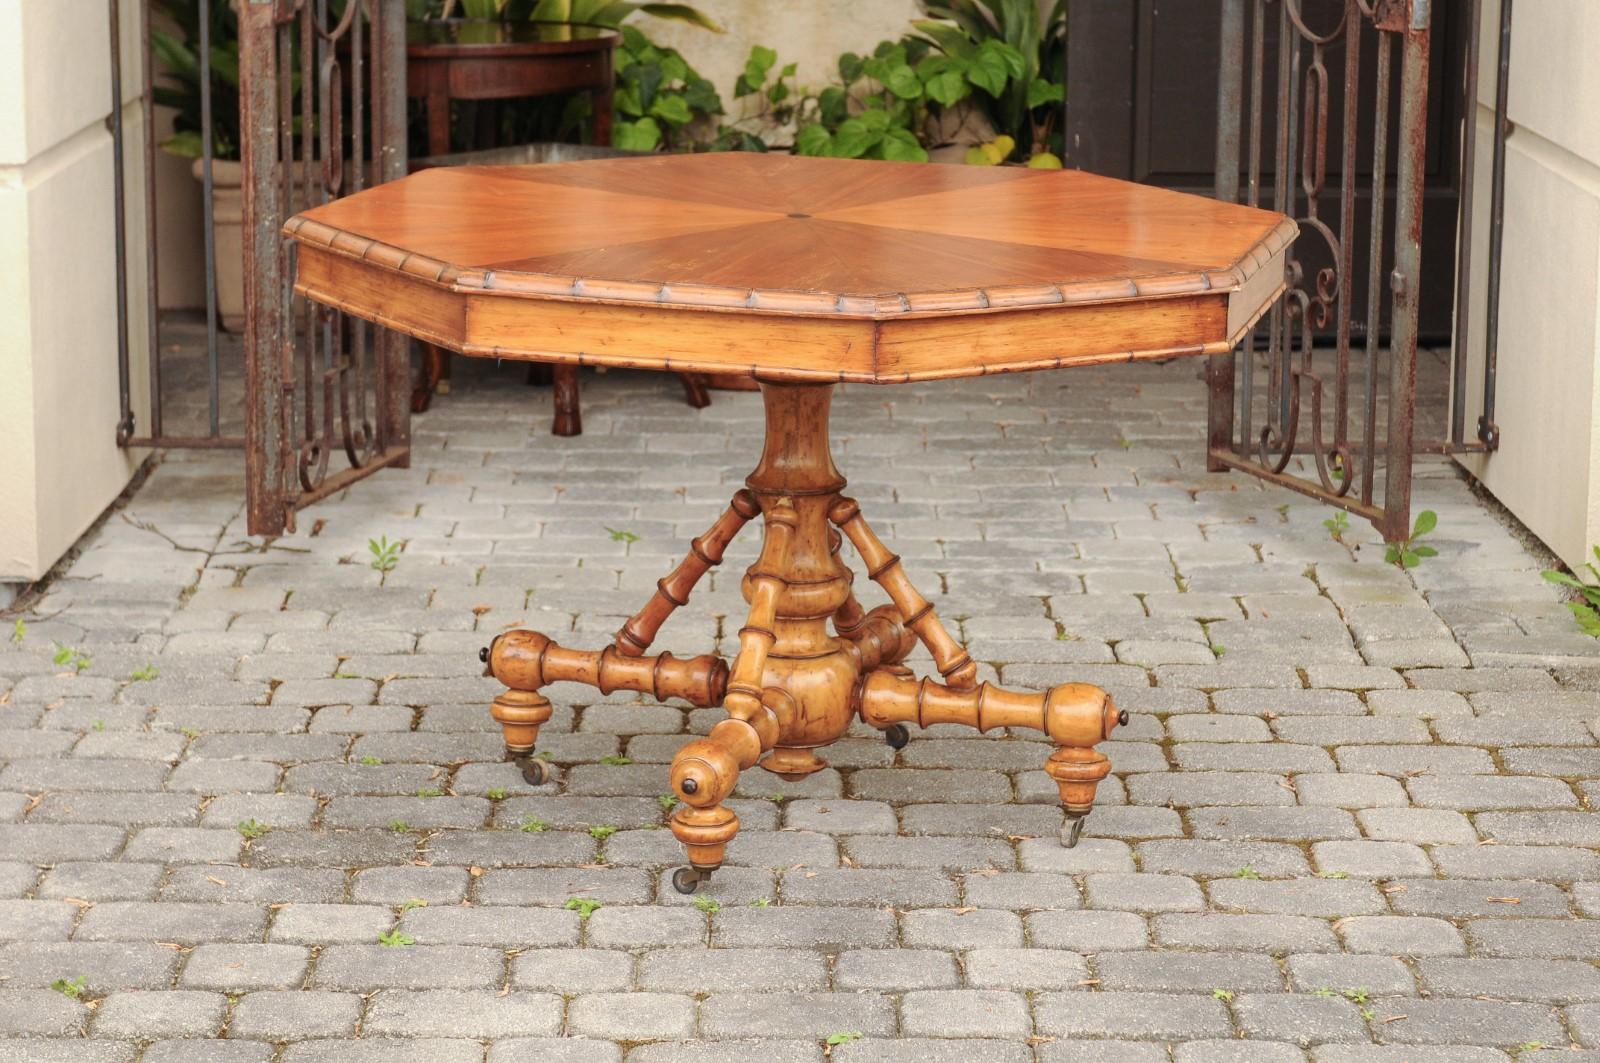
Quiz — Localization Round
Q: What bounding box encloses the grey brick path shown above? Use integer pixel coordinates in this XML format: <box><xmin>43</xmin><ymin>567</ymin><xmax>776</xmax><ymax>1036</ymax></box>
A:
<box><xmin>3</xmin><ymin>355</ymin><xmax>1599</xmax><ymax>1060</ymax></box>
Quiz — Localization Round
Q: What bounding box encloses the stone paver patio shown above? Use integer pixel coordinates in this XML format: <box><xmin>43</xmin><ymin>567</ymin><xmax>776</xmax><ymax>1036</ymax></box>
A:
<box><xmin>3</xmin><ymin>353</ymin><xmax>1600</xmax><ymax>1062</ymax></box>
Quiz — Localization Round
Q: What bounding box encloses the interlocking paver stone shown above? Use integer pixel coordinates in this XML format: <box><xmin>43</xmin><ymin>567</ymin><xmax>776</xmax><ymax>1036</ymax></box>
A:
<box><xmin>9</xmin><ymin>358</ymin><xmax>1597</xmax><ymax>1059</ymax></box>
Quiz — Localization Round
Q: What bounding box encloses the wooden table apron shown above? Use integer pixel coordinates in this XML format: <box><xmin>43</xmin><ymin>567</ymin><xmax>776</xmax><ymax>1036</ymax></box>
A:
<box><xmin>284</xmin><ymin>153</ymin><xmax>1293</xmax><ymax>893</ymax></box>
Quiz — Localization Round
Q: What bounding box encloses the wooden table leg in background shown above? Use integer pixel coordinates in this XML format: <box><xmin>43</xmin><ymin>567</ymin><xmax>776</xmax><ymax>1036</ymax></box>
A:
<box><xmin>483</xmin><ymin>382</ymin><xmax>1125</xmax><ymax>893</ymax></box>
<box><xmin>551</xmin><ymin>364</ymin><xmax>581</xmax><ymax>436</ymax></box>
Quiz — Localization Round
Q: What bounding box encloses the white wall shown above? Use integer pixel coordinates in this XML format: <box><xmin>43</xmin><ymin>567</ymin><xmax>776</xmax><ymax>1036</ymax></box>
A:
<box><xmin>0</xmin><ymin>0</ymin><xmax>151</xmax><ymax>584</ymax></box>
<box><xmin>1457</xmin><ymin>0</ymin><xmax>1600</xmax><ymax>571</ymax></box>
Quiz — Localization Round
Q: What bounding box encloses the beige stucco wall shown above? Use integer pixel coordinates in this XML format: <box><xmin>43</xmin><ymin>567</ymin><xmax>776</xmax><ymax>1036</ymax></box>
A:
<box><xmin>0</xmin><ymin>0</ymin><xmax>151</xmax><ymax>584</ymax></box>
<box><xmin>1456</xmin><ymin>0</ymin><xmax>1600</xmax><ymax>571</ymax></box>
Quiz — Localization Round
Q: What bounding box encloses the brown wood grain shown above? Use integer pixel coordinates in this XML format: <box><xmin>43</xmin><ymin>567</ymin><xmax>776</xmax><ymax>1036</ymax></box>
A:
<box><xmin>287</xmin><ymin>153</ymin><xmax>1295</xmax><ymax>383</ymax></box>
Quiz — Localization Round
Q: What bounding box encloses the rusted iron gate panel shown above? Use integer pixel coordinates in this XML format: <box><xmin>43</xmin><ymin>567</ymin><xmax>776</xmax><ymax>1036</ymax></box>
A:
<box><xmin>1210</xmin><ymin>0</ymin><xmax>1495</xmax><ymax>541</ymax></box>
<box><xmin>240</xmin><ymin>0</ymin><xmax>411</xmax><ymax>536</ymax></box>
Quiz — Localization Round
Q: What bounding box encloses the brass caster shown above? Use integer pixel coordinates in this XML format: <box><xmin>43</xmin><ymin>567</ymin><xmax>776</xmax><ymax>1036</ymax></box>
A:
<box><xmin>883</xmin><ymin>723</ymin><xmax>910</xmax><ymax>750</ymax></box>
<box><xmin>1061</xmin><ymin>814</ymin><xmax>1087</xmax><ymax>849</ymax></box>
<box><xmin>516</xmin><ymin>756</ymin><xmax>550</xmax><ymax>786</ymax></box>
<box><xmin>672</xmin><ymin>866</ymin><xmax>711</xmax><ymax>894</ymax></box>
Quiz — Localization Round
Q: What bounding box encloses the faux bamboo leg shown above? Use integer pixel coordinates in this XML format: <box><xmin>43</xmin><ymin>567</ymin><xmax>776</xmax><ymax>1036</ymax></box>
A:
<box><xmin>552</xmin><ymin>365</ymin><xmax>581</xmax><ymax>436</ymax></box>
<box><xmin>615</xmin><ymin>489</ymin><xmax>760</xmax><ymax>656</ymax></box>
<box><xmin>667</xmin><ymin>499</ymin><xmax>797</xmax><ymax>892</ymax></box>
<box><xmin>829</xmin><ymin>497</ymin><xmax>979</xmax><ymax>690</ymax></box>
<box><xmin>483</xmin><ymin>629</ymin><xmax>728</xmax><ymax>783</ymax></box>
<box><xmin>856</xmin><ymin>669</ymin><xmax>1126</xmax><ymax>846</ymax></box>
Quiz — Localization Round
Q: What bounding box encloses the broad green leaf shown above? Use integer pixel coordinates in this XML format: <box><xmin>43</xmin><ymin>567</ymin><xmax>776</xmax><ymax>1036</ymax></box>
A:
<box><xmin>630</xmin><ymin>63</ymin><xmax>663</xmax><ymax>111</ymax></box>
<box><xmin>883</xmin><ymin>64</ymin><xmax>923</xmax><ymax>100</ymax></box>
<box><xmin>831</xmin><ymin>118</ymin><xmax>878</xmax><ymax>158</ymax></box>
<box><xmin>780</xmin><ymin>62</ymin><xmax>798</xmax><ymax>78</ymax></box>
<box><xmin>660</xmin><ymin>53</ymin><xmax>688</xmax><ymax>82</ymax></box>
<box><xmin>734</xmin><ymin>74</ymin><xmax>758</xmax><ymax>98</ymax></box>
<box><xmin>1027</xmin><ymin>77</ymin><xmax>1065</xmax><ymax>108</ymax></box>
<box><xmin>817</xmin><ymin>85</ymin><xmax>849</xmax><ymax>125</ymax></box>
<box><xmin>683</xmin><ymin>76</ymin><xmax>720</xmax><ymax>113</ymax></box>
<box><xmin>745</xmin><ymin>45</ymin><xmax>777</xmax><ymax>81</ymax></box>
<box><xmin>923</xmin><ymin>68</ymin><xmax>969</xmax><ymax>106</ymax></box>
<box><xmin>838</xmin><ymin>52</ymin><xmax>865</xmax><ymax>84</ymax></box>
<box><xmin>1412</xmin><ymin>544</ymin><xmax>1438</xmax><ymax>558</ymax></box>
<box><xmin>986</xmin><ymin>38</ymin><xmax>1028</xmax><ymax>80</ymax></box>
<box><xmin>767</xmin><ymin>81</ymin><xmax>790</xmax><ymax>104</ymax></box>
<box><xmin>613</xmin><ymin>83</ymin><xmax>644</xmax><ymax>117</ymax></box>
<box><xmin>879</xmin><ymin>128</ymin><xmax>928</xmax><ymax>162</ymax></box>
<box><xmin>856</xmin><ymin>108</ymin><xmax>892</xmax><ymax>132</ymax></box>
<box><xmin>795</xmin><ymin>123</ymin><xmax>833</xmax><ymax>157</ymax></box>
<box><xmin>649</xmin><ymin>93</ymin><xmax>693</xmax><ymax>125</ymax></box>
<box><xmin>611</xmin><ymin>117</ymin><xmax>661</xmax><ymax>152</ymax></box>
<box><xmin>1412</xmin><ymin>509</ymin><xmax>1437</xmax><ymax>536</ymax></box>
<box><xmin>967</xmin><ymin>46</ymin><xmax>1009</xmax><ymax>97</ymax></box>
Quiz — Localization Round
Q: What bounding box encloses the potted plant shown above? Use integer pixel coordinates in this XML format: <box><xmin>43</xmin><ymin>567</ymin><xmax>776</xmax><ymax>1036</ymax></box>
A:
<box><xmin>151</xmin><ymin>0</ymin><xmax>246</xmax><ymax>331</ymax></box>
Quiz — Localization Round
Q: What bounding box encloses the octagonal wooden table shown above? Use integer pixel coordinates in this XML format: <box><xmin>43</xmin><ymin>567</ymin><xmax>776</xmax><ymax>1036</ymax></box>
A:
<box><xmin>287</xmin><ymin>153</ymin><xmax>1294</xmax><ymax>893</ymax></box>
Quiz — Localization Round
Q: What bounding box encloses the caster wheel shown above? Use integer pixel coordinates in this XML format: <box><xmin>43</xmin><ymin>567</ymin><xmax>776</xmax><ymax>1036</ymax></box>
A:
<box><xmin>883</xmin><ymin>724</ymin><xmax>910</xmax><ymax>751</ymax></box>
<box><xmin>518</xmin><ymin>757</ymin><xmax>550</xmax><ymax>786</ymax></box>
<box><xmin>1060</xmin><ymin>815</ymin><xmax>1087</xmax><ymax>849</ymax></box>
<box><xmin>672</xmin><ymin>867</ymin><xmax>705</xmax><ymax>895</ymax></box>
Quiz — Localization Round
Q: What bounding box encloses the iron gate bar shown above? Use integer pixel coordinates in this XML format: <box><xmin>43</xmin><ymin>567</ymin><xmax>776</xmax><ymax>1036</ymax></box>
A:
<box><xmin>115</xmin><ymin>0</ymin><xmax>244</xmax><ymax>449</ymax></box>
<box><xmin>242</xmin><ymin>0</ymin><xmax>410</xmax><ymax>537</ymax></box>
<box><xmin>1209</xmin><ymin>0</ymin><xmax>1462</xmax><ymax>541</ymax></box>
<box><xmin>1477</xmin><ymin>0</ymin><xmax>1511</xmax><ymax>448</ymax></box>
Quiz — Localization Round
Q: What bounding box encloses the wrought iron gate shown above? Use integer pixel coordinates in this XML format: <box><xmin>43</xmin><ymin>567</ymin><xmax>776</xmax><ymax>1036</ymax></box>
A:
<box><xmin>1208</xmin><ymin>0</ymin><xmax>1503</xmax><ymax>540</ymax></box>
<box><xmin>240</xmin><ymin>0</ymin><xmax>411</xmax><ymax>535</ymax></box>
<box><xmin>113</xmin><ymin>0</ymin><xmax>410</xmax><ymax>536</ymax></box>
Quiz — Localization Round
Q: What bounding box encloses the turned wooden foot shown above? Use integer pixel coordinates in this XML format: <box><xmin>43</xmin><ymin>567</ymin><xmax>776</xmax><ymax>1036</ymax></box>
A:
<box><xmin>480</xmin><ymin>382</ymin><xmax>1127</xmax><ymax>889</ymax></box>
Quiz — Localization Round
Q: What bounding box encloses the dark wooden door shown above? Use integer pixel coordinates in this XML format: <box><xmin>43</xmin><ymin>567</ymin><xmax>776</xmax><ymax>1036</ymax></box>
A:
<box><xmin>1065</xmin><ymin>0</ymin><xmax>1467</xmax><ymax>341</ymax></box>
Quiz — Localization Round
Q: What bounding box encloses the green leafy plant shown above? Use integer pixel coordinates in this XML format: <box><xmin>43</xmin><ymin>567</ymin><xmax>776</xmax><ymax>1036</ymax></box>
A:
<box><xmin>360</xmin><ymin>756</ymin><xmax>383</xmax><ymax>766</ymax></box>
<box><xmin>10</xmin><ymin>618</ymin><xmax>25</xmax><ymax>644</ymax></box>
<box><xmin>750</xmin><ymin>896</ymin><xmax>771</xmax><ymax>908</ymax></box>
<box><xmin>368</xmin><ymin>535</ymin><xmax>402</xmax><ymax>573</ymax></box>
<box><xmin>236</xmin><ymin>819</ymin><xmax>268</xmax><ymax>840</ymax></box>
<box><xmin>1543</xmin><ymin>546</ymin><xmax>1600</xmax><ymax>637</ymax></box>
<box><xmin>520</xmin><ymin>815</ymin><xmax>548</xmax><ymax>833</ymax></box>
<box><xmin>378</xmin><ymin>928</ymin><xmax>415</xmax><ymax>947</ymax></box>
<box><xmin>692</xmin><ymin>894</ymin><xmax>720</xmax><ymax>913</ymax></box>
<box><xmin>793</xmin><ymin>41</ymin><xmax>936</xmax><ymax>162</ymax></box>
<box><xmin>1341</xmin><ymin>987</ymin><xmax>1370</xmax><ymax>1004</ymax></box>
<box><xmin>611</xmin><ymin>27</ymin><xmax>724</xmax><ymax>153</ymax></box>
<box><xmin>416</xmin><ymin>787</ymin><xmax>444</xmax><ymax>798</ymax></box>
<box><xmin>51</xmin><ymin>644</ymin><xmax>91</xmax><ymax>674</ymax></box>
<box><xmin>600</xmin><ymin>755</ymin><xmax>633</xmax><ymax>766</ymax></box>
<box><xmin>657</xmin><ymin>793</ymin><xmax>679</xmax><ymax>812</ymax></box>
<box><xmin>1234</xmin><ymin>865</ymin><xmax>1260</xmax><ymax>879</ymax></box>
<box><xmin>398</xmin><ymin>898</ymin><xmax>428</xmax><ymax>912</ymax></box>
<box><xmin>1323</xmin><ymin>510</ymin><xmax>1350</xmax><ymax>542</ymax></box>
<box><xmin>389</xmin><ymin>820</ymin><xmax>412</xmax><ymax>833</ymax></box>
<box><xmin>1211</xmin><ymin>988</ymin><xmax>1234</xmax><ymax>1002</ymax></box>
<box><xmin>50</xmin><ymin>975</ymin><xmax>88</xmax><ymax>999</ymax></box>
<box><xmin>588</xmin><ymin>825</ymin><xmax>619</xmax><ymax>840</ymax></box>
<box><xmin>1383</xmin><ymin>510</ymin><xmax>1438</xmax><ymax>570</ymax></box>
<box><xmin>130</xmin><ymin>664</ymin><xmax>159</xmax><ymax>682</ymax></box>
<box><xmin>825</xmin><ymin>1032</ymin><xmax>863</xmax><ymax>1047</ymax></box>
<box><xmin>565</xmin><ymin>896</ymin><xmax>603</xmax><ymax>919</ymax></box>
<box><xmin>150</xmin><ymin>0</ymin><xmax>243</xmax><ymax>159</ymax></box>
<box><xmin>1209</xmin><ymin>644</ymin><xmax>1226</xmax><ymax>659</ymax></box>
<box><xmin>487</xmin><ymin>787</ymin><xmax>509</xmax><ymax>800</ymax></box>
<box><xmin>915</xmin><ymin>0</ymin><xmax>1065</xmax><ymax>162</ymax></box>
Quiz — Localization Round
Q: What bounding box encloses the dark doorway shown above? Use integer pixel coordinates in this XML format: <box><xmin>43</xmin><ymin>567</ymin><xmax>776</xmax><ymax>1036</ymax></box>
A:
<box><xmin>1064</xmin><ymin>0</ymin><xmax>1468</xmax><ymax>341</ymax></box>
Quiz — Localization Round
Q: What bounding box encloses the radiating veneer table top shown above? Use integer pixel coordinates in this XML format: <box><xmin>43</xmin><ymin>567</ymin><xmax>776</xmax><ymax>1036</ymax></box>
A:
<box><xmin>287</xmin><ymin>152</ymin><xmax>1294</xmax><ymax>383</ymax></box>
